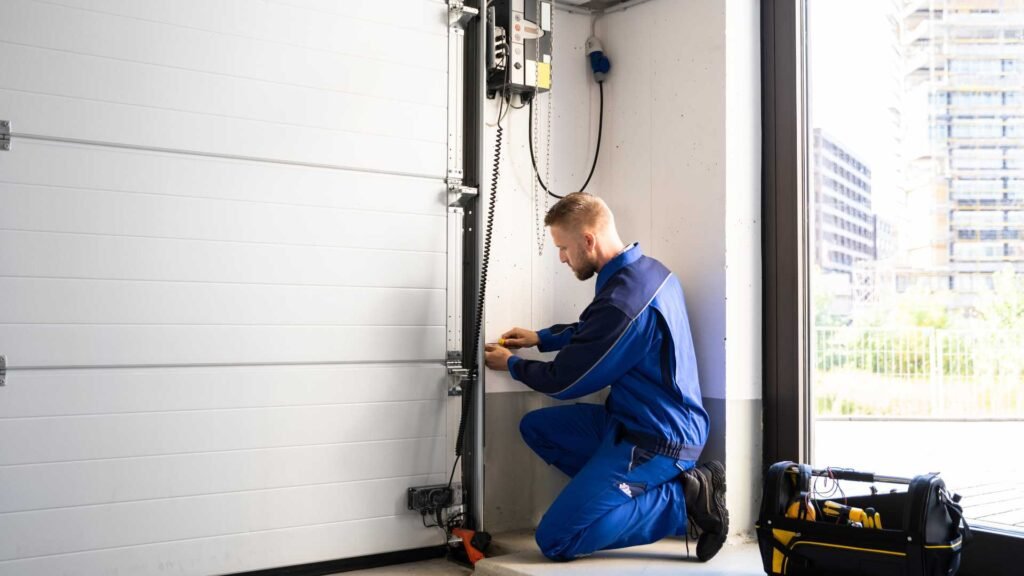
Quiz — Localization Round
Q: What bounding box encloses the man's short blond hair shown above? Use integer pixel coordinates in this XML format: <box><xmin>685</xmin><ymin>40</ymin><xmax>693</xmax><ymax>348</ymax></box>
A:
<box><xmin>544</xmin><ymin>192</ymin><xmax>610</xmax><ymax>231</ymax></box>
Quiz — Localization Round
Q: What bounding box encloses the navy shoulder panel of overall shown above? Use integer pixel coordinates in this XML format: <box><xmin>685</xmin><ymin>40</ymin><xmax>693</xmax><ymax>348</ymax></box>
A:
<box><xmin>598</xmin><ymin>256</ymin><xmax>672</xmax><ymax>319</ymax></box>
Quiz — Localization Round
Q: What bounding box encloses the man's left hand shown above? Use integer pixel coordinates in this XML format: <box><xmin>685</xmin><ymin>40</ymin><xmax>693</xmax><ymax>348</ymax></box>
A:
<box><xmin>484</xmin><ymin>344</ymin><xmax>513</xmax><ymax>371</ymax></box>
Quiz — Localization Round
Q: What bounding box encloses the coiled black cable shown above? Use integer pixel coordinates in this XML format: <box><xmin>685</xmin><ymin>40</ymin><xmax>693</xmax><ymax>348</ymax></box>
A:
<box><xmin>457</xmin><ymin>118</ymin><xmax>499</xmax><ymax>458</ymax></box>
<box><xmin>528</xmin><ymin>81</ymin><xmax>604</xmax><ymax>199</ymax></box>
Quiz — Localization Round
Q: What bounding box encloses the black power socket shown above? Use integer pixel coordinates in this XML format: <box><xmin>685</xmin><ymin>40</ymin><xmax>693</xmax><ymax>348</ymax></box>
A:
<box><xmin>407</xmin><ymin>484</ymin><xmax>453</xmax><ymax>514</ymax></box>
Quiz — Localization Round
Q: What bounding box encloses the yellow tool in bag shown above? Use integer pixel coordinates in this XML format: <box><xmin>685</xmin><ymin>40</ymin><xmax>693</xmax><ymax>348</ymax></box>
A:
<box><xmin>821</xmin><ymin>500</ymin><xmax>882</xmax><ymax>529</ymax></box>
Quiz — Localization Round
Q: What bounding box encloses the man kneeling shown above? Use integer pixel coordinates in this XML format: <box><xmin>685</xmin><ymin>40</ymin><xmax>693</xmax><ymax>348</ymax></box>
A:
<box><xmin>484</xmin><ymin>193</ymin><xmax>728</xmax><ymax>562</ymax></box>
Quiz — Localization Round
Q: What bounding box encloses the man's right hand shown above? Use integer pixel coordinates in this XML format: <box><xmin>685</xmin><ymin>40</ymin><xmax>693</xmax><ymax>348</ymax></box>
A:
<box><xmin>499</xmin><ymin>327</ymin><xmax>539</xmax><ymax>350</ymax></box>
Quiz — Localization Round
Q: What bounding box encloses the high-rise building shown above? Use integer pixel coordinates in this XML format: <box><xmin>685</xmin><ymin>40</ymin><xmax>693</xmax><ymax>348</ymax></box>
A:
<box><xmin>813</xmin><ymin>129</ymin><xmax>877</xmax><ymax>278</ymax></box>
<box><xmin>903</xmin><ymin>0</ymin><xmax>1024</xmax><ymax>293</ymax></box>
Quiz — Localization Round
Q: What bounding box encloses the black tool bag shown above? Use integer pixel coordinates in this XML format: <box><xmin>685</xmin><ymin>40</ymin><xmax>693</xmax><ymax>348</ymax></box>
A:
<box><xmin>756</xmin><ymin>461</ymin><xmax>970</xmax><ymax>576</ymax></box>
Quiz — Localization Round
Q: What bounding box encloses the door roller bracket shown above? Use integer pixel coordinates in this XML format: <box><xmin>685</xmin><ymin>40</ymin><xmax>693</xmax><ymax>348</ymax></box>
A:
<box><xmin>446</xmin><ymin>351</ymin><xmax>470</xmax><ymax>396</ymax></box>
<box><xmin>447</xmin><ymin>178</ymin><xmax>478</xmax><ymax>208</ymax></box>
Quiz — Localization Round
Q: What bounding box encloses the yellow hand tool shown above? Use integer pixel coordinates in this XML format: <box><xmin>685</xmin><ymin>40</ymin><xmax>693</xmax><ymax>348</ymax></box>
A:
<box><xmin>785</xmin><ymin>497</ymin><xmax>817</xmax><ymax>521</ymax></box>
<box><xmin>822</xmin><ymin>500</ymin><xmax>883</xmax><ymax>529</ymax></box>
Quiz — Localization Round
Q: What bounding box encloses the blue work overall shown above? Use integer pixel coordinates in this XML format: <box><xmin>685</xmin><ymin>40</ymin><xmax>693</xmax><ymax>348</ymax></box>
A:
<box><xmin>508</xmin><ymin>243</ymin><xmax>709</xmax><ymax>561</ymax></box>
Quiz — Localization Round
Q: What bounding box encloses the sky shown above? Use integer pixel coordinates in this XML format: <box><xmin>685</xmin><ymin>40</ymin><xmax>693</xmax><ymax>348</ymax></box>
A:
<box><xmin>807</xmin><ymin>0</ymin><xmax>905</xmax><ymax>218</ymax></box>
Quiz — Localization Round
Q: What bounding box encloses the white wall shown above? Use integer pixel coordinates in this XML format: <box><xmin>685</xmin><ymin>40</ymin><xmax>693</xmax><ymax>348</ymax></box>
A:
<box><xmin>598</xmin><ymin>0</ymin><xmax>730</xmax><ymax>399</ymax></box>
<box><xmin>484</xmin><ymin>8</ymin><xmax>602</xmax><ymax>392</ymax></box>
<box><xmin>483</xmin><ymin>0</ymin><xmax>763</xmax><ymax>539</ymax></box>
<box><xmin>724</xmin><ymin>0</ymin><xmax>765</xmax><ymax>540</ymax></box>
<box><xmin>481</xmin><ymin>7</ymin><xmax>605</xmax><ymax>533</ymax></box>
<box><xmin>596</xmin><ymin>0</ymin><xmax>763</xmax><ymax>539</ymax></box>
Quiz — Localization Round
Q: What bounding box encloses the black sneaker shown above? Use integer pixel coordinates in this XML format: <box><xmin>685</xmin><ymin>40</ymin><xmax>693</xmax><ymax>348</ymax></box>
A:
<box><xmin>682</xmin><ymin>460</ymin><xmax>729</xmax><ymax>562</ymax></box>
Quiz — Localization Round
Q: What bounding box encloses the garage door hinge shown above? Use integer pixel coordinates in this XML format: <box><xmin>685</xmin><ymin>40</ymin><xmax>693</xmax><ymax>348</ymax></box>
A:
<box><xmin>0</xmin><ymin>355</ymin><xmax>6</xmax><ymax>386</ymax></box>
<box><xmin>0</xmin><ymin>121</ymin><xmax>10</xmax><ymax>152</ymax></box>
<box><xmin>446</xmin><ymin>351</ymin><xmax>469</xmax><ymax>396</ymax></box>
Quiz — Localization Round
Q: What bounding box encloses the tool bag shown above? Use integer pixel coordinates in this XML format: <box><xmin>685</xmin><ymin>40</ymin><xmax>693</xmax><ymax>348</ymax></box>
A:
<box><xmin>756</xmin><ymin>461</ymin><xmax>970</xmax><ymax>576</ymax></box>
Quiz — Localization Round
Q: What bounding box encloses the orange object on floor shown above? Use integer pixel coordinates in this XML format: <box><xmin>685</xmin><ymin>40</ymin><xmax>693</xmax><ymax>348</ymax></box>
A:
<box><xmin>451</xmin><ymin>528</ymin><xmax>490</xmax><ymax>565</ymax></box>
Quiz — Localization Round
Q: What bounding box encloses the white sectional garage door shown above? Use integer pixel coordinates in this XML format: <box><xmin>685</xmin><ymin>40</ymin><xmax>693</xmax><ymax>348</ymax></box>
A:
<box><xmin>0</xmin><ymin>0</ymin><xmax>451</xmax><ymax>574</ymax></box>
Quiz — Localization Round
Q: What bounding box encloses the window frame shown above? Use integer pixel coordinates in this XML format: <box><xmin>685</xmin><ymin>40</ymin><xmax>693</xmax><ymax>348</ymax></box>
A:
<box><xmin>761</xmin><ymin>0</ymin><xmax>810</xmax><ymax>468</ymax></box>
<box><xmin>760</xmin><ymin>1</ymin><xmax>1024</xmax><ymax>573</ymax></box>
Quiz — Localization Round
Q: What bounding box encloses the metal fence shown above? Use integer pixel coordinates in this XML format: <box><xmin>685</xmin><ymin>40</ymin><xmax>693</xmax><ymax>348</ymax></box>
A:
<box><xmin>814</xmin><ymin>328</ymin><xmax>1024</xmax><ymax>418</ymax></box>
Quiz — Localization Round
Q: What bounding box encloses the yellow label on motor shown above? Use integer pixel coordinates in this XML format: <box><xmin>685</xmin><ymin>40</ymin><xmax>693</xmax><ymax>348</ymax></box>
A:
<box><xmin>537</xmin><ymin>62</ymin><xmax>551</xmax><ymax>90</ymax></box>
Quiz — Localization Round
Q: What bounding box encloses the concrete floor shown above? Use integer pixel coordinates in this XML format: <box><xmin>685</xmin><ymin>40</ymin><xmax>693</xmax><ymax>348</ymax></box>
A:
<box><xmin>336</xmin><ymin>531</ymin><xmax>764</xmax><ymax>576</ymax></box>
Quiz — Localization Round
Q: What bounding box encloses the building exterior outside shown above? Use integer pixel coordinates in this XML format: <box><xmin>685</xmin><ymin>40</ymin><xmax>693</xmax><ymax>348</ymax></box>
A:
<box><xmin>813</xmin><ymin>129</ymin><xmax>877</xmax><ymax>278</ymax></box>
<box><xmin>903</xmin><ymin>0</ymin><xmax>1024</xmax><ymax>295</ymax></box>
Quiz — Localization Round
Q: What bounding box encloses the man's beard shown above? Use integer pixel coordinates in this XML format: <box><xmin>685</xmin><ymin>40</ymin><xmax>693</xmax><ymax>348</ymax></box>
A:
<box><xmin>572</xmin><ymin>256</ymin><xmax>598</xmax><ymax>281</ymax></box>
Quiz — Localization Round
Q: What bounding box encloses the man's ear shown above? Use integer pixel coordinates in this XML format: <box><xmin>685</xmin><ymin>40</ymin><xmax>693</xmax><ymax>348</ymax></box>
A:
<box><xmin>584</xmin><ymin>232</ymin><xmax>596</xmax><ymax>251</ymax></box>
